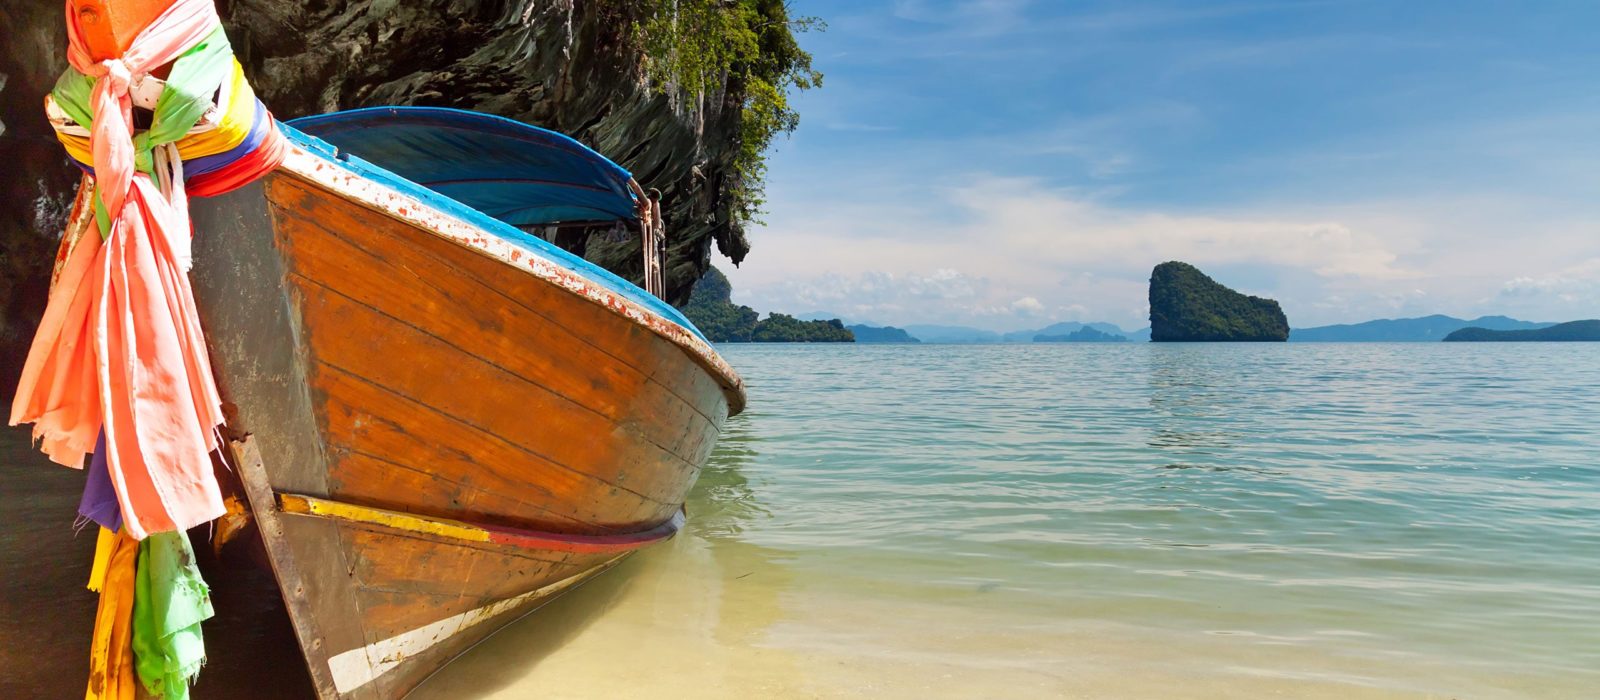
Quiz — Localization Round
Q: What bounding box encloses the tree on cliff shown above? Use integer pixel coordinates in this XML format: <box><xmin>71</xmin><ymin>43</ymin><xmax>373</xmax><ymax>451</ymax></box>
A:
<box><xmin>682</xmin><ymin>267</ymin><xmax>853</xmax><ymax>343</ymax></box>
<box><xmin>631</xmin><ymin>0</ymin><xmax>823</xmax><ymax>225</ymax></box>
<box><xmin>751</xmin><ymin>315</ymin><xmax>854</xmax><ymax>343</ymax></box>
<box><xmin>1148</xmin><ymin>262</ymin><xmax>1289</xmax><ymax>342</ymax></box>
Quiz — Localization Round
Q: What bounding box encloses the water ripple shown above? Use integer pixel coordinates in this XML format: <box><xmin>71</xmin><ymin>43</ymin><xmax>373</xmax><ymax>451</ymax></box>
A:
<box><xmin>698</xmin><ymin>343</ymin><xmax>1600</xmax><ymax>686</ymax></box>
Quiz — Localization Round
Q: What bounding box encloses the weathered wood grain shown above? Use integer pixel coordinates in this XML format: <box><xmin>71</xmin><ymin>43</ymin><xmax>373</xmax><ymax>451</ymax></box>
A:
<box><xmin>264</xmin><ymin>174</ymin><xmax>727</xmax><ymax>534</ymax></box>
<box><xmin>187</xmin><ymin>164</ymin><xmax>737</xmax><ymax>700</ymax></box>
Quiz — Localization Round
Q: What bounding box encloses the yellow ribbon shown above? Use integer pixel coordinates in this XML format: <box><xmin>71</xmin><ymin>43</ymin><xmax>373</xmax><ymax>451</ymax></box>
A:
<box><xmin>55</xmin><ymin>59</ymin><xmax>258</xmax><ymax>166</ymax></box>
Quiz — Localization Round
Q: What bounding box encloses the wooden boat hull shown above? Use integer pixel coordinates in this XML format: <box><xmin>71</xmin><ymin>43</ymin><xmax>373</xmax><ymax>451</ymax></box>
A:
<box><xmin>184</xmin><ymin>135</ymin><xmax>743</xmax><ymax>698</ymax></box>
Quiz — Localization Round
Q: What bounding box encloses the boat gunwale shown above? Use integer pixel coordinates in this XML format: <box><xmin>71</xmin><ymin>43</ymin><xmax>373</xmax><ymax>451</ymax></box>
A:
<box><xmin>273</xmin><ymin>129</ymin><xmax>747</xmax><ymax>415</ymax></box>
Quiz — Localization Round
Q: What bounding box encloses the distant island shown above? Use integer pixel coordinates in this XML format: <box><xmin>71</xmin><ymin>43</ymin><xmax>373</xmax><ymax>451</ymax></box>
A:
<box><xmin>848</xmin><ymin>324</ymin><xmax>920</xmax><ymax>343</ymax></box>
<box><xmin>1035</xmin><ymin>326</ymin><xmax>1127</xmax><ymax>342</ymax></box>
<box><xmin>1292</xmin><ymin>315</ymin><xmax>1554</xmax><ymax>342</ymax></box>
<box><xmin>1148</xmin><ymin>261</ymin><xmax>1288</xmax><ymax>342</ymax></box>
<box><xmin>682</xmin><ymin>268</ymin><xmax>854</xmax><ymax>342</ymax></box>
<box><xmin>902</xmin><ymin>322</ymin><xmax>1150</xmax><ymax>343</ymax></box>
<box><xmin>1443</xmin><ymin>319</ymin><xmax>1600</xmax><ymax>342</ymax></box>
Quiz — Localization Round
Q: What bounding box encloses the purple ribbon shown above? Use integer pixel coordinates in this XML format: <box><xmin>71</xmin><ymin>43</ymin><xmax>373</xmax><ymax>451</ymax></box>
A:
<box><xmin>78</xmin><ymin>430</ymin><xmax>124</xmax><ymax>533</ymax></box>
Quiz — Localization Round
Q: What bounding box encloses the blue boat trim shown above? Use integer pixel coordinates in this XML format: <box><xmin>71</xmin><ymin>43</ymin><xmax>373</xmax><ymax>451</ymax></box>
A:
<box><xmin>288</xmin><ymin>107</ymin><xmax>638</xmax><ymax>227</ymax></box>
<box><xmin>276</xmin><ymin>120</ymin><xmax>708</xmax><ymax>343</ymax></box>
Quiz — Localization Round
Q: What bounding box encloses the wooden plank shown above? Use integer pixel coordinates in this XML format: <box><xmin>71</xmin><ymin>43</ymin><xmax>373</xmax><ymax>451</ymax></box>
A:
<box><xmin>295</xmin><ymin>283</ymin><xmax>700</xmax><ymax>500</ymax></box>
<box><xmin>266</xmin><ymin>175</ymin><xmax>729</xmax><ymax>427</ymax></box>
<box><xmin>192</xmin><ymin>181</ymin><xmax>371</xmax><ymax>700</ymax></box>
<box><xmin>339</xmin><ymin>559</ymin><xmax>621</xmax><ymax>699</ymax></box>
<box><xmin>313</xmin><ymin>363</ymin><xmax>667</xmax><ymax>530</ymax></box>
<box><xmin>323</xmin><ymin>449</ymin><xmax>584</xmax><ymax>532</ymax></box>
<box><xmin>269</xmin><ymin>194</ymin><xmax>721</xmax><ymax>446</ymax></box>
<box><xmin>190</xmin><ymin>180</ymin><xmax>329</xmax><ymax>497</ymax></box>
<box><xmin>339</xmin><ymin>526</ymin><xmax>581</xmax><ymax>628</ymax></box>
<box><xmin>226</xmin><ymin>438</ymin><xmax>364</xmax><ymax>700</ymax></box>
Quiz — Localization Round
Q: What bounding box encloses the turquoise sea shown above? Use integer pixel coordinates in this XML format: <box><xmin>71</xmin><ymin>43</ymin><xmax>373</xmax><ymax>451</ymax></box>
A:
<box><xmin>418</xmin><ymin>343</ymin><xmax>1600</xmax><ymax>699</ymax></box>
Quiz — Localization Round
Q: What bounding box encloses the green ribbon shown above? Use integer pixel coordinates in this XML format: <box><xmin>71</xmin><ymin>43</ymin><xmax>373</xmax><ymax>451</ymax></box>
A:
<box><xmin>131</xmin><ymin>531</ymin><xmax>214</xmax><ymax>700</ymax></box>
<box><xmin>51</xmin><ymin>26</ymin><xmax>235</xmax><ymax>238</ymax></box>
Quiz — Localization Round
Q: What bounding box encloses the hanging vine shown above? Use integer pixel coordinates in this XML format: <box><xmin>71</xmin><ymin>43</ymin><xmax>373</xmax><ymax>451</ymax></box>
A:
<box><xmin>626</xmin><ymin>0</ymin><xmax>823</xmax><ymax>225</ymax></box>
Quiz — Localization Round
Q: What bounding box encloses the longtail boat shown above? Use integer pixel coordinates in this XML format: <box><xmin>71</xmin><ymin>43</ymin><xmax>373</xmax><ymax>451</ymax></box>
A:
<box><xmin>35</xmin><ymin>2</ymin><xmax>745</xmax><ymax>698</ymax></box>
<box><xmin>205</xmin><ymin>112</ymin><xmax>743</xmax><ymax>699</ymax></box>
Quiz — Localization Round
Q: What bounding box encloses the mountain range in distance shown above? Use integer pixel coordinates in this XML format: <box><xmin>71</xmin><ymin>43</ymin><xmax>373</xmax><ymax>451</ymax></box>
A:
<box><xmin>801</xmin><ymin>313</ymin><xmax>1567</xmax><ymax>344</ymax></box>
<box><xmin>794</xmin><ymin>317</ymin><xmax>1154</xmax><ymax>343</ymax></box>
<box><xmin>1443</xmin><ymin>319</ymin><xmax>1600</xmax><ymax>342</ymax></box>
<box><xmin>1289</xmin><ymin>315</ymin><xmax>1554</xmax><ymax>342</ymax></box>
<box><xmin>900</xmin><ymin>322</ymin><xmax>1153</xmax><ymax>344</ymax></box>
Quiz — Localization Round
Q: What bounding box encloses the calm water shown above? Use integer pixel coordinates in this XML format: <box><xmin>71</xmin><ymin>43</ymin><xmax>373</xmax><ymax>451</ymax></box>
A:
<box><xmin>416</xmin><ymin>343</ymin><xmax>1600</xmax><ymax>699</ymax></box>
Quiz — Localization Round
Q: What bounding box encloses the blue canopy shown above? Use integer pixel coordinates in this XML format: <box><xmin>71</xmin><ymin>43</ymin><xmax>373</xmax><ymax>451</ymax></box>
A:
<box><xmin>288</xmin><ymin>107</ymin><xmax>639</xmax><ymax>227</ymax></box>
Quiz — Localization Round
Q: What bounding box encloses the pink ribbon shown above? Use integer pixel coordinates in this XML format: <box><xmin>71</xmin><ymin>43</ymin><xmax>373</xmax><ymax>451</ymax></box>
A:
<box><xmin>11</xmin><ymin>0</ymin><xmax>230</xmax><ymax>538</ymax></box>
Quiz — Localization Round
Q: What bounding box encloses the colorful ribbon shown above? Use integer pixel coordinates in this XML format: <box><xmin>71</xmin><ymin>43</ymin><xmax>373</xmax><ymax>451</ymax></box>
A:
<box><xmin>11</xmin><ymin>0</ymin><xmax>284</xmax><ymax>539</ymax></box>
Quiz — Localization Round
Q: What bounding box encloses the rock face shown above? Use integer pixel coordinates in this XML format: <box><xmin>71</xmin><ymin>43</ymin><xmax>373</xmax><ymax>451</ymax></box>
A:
<box><xmin>1148</xmin><ymin>261</ymin><xmax>1288</xmax><ymax>342</ymax></box>
<box><xmin>0</xmin><ymin>0</ymin><xmax>776</xmax><ymax>392</ymax></box>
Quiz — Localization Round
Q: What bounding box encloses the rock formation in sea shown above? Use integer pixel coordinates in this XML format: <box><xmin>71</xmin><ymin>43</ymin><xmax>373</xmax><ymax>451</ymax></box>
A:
<box><xmin>1148</xmin><ymin>261</ymin><xmax>1289</xmax><ymax>342</ymax></box>
<box><xmin>0</xmin><ymin>0</ymin><xmax>814</xmax><ymax>391</ymax></box>
<box><xmin>682</xmin><ymin>267</ymin><xmax>853</xmax><ymax>343</ymax></box>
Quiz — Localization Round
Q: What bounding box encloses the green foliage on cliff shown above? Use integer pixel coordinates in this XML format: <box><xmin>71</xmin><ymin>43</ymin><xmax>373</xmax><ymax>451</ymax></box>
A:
<box><xmin>630</xmin><ymin>0</ymin><xmax>823</xmax><ymax>224</ymax></box>
<box><xmin>1148</xmin><ymin>262</ymin><xmax>1289</xmax><ymax>342</ymax></box>
<box><xmin>1443</xmin><ymin>319</ymin><xmax>1600</xmax><ymax>341</ymax></box>
<box><xmin>682</xmin><ymin>267</ymin><xmax>760</xmax><ymax>341</ymax></box>
<box><xmin>751</xmin><ymin>314</ymin><xmax>854</xmax><ymax>342</ymax></box>
<box><xmin>682</xmin><ymin>267</ymin><xmax>854</xmax><ymax>343</ymax></box>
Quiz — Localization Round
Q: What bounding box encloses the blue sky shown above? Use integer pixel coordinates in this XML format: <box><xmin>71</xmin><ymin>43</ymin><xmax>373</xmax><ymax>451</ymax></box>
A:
<box><xmin>722</xmin><ymin>0</ymin><xmax>1600</xmax><ymax>331</ymax></box>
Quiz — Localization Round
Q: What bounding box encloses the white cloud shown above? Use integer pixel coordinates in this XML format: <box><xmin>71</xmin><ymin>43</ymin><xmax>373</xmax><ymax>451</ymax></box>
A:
<box><xmin>1010</xmin><ymin>296</ymin><xmax>1045</xmax><ymax>315</ymax></box>
<box><xmin>1498</xmin><ymin>258</ymin><xmax>1600</xmax><ymax>307</ymax></box>
<box><xmin>726</xmin><ymin>172</ymin><xmax>1600</xmax><ymax>330</ymax></box>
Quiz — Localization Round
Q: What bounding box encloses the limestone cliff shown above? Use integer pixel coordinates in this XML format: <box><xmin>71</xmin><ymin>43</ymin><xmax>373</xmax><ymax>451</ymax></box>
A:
<box><xmin>1148</xmin><ymin>261</ymin><xmax>1289</xmax><ymax>342</ymax></box>
<box><xmin>0</xmin><ymin>0</ymin><xmax>809</xmax><ymax>391</ymax></box>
